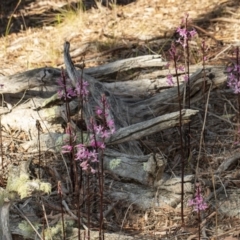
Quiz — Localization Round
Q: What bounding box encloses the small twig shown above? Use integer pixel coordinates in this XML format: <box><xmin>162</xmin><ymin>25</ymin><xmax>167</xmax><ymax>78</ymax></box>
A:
<box><xmin>41</xmin><ymin>198</ymin><xmax>51</xmax><ymax>240</ymax></box>
<box><xmin>214</xmin><ymin>176</ymin><xmax>228</xmax><ymax>197</ymax></box>
<box><xmin>215</xmin><ymin>153</ymin><xmax>240</xmax><ymax>174</ymax></box>
<box><xmin>118</xmin><ymin>201</ymin><xmax>136</xmax><ymax>240</ymax></box>
<box><xmin>196</xmin><ymin>82</ymin><xmax>212</xmax><ymax>174</ymax></box>
<box><xmin>200</xmin><ymin>211</ymin><xmax>216</xmax><ymax>228</ymax></box>
<box><xmin>212</xmin><ymin>45</ymin><xmax>232</xmax><ymax>60</ymax></box>
<box><xmin>36</xmin><ymin>120</ymin><xmax>43</xmax><ymax>179</ymax></box>
<box><xmin>62</xmin><ymin>200</ymin><xmax>78</xmax><ymax>220</ymax></box>
<box><xmin>62</xmin><ymin>200</ymin><xmax>91</xmax><ymax>239</ymax></box>
<box><xmin>5</xmin><ymin>0</ymin><xmax>22</xmax><ymax>36</ymax></box>
<box><xmin>58</xmin><ymin>181</ymin><xmax>66</xmax><ymax>240</ymax></box>
<box><xmin>221</xmin><ymin>95</ymin><xmax>239</xmax><ymax>114</ymax></box>
<box><xmin>13</xmin><ymin>203</ymin><xmax>43</xmax><ymax>240</ymax></box>
<box><xmin>205</xmin><ymin>181</ymin><xmax>229</xmax><ymax>202</ymax></box>
<box><xmin>190</xmin><ymin>24</ymin><xmax>221</xmax><ymax>44</ymax></box>
<box><xmin>12</xmin><ymin>89</ymin><xmax>27</xmax><ymax>110</ymax></box>
<box><xmin>103</xmin><ymin>201</ymin><xmax>119</xmax><ymax>218</ymax></box>
<box><xmin>210</xmin><ymin>18</ymin><xmax>240</xmax><ymax>24</ymax></box>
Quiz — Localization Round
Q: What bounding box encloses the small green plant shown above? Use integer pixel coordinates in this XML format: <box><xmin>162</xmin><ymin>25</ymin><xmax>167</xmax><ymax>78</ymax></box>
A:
<box><xmin>5</xmin><ymin>0</ymin><xmax>22</xmax><ymax>37</ymax></box>
<box><xmin>54</xmin><ymin>1</ymin><xmax>86</xmax><ymax>25</ymax></box>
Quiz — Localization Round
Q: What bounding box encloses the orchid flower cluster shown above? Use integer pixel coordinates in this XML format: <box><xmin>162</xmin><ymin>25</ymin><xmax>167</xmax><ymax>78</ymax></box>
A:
<box><xmin>58</xmin><ymin>75</ymin><xmax>115</xmax><ymax>173</ymax></box>
<box><xmin>76</xmin><ymin>94</ymin><xmax>115</xmax><ymax>173</ymax></box>
<box><xmin>57</xmin><ymin>77</ymin><xmax>89</xmax><ymax>100</ymax></box>
<box><xmin>188</xmin><ymin>182</ymin><xmax>207</xmax><ymax>212</ymax></box>
<box><xmin>89</xmin><ymin>94</ymin><xmax>116</xmax><ymax>148</ymax></box>
<box><xmin>226</xmin><ymin>48</ymin><xmax>240</xmax><ymax>94</ymax></box>
<box><xmin>175</xmin><ymin>14</ymin><xmax>197</xmax><ymax>48</ymax></box>
<box><xmin>226</xmin><ymin>65</ymin><xmax>240</xmax><ymax>94</ymax></box>
<box><xmin>166</xmin><ymin>14</ymin><xmax>197</xmax><ymax>86</ymax></box>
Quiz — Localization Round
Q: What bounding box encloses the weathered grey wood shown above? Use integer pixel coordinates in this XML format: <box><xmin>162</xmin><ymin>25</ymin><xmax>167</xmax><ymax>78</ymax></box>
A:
<box><xmin>84</xmin><ymin>54</ymin><xmax>167</xmax><ymax>77</ymax></box>
<box><xmin>0</xmin><ymin>44</ymin><xmax>227</xmax><ymax>157</ymax></box>
<box><xmin>19</xmin><ymin>109</ymin><xmax>197</xmax><ymax>186</ymax></box>
<box><xmin>21</xmin><ymin>109</ymin><xmax>198</xmax><ymax>152</ymax></box>
<box><xmin>104</xmin><ymin>149</ymin><xmax>166</xmax><ymax>186</ymax></box>
<box><xmin>0</xmin><ymin>67</ymin><xmax>60</xmax><ymax>94</ymax></box>
<box><xmin>64</xmin><ymin>42</ymin><xmax>142</xmax><ymax>155</ymax></box>
<box><xmin>103</xmin><ymin>65</ymin><xmax>204</xmax><ymax>95</ymax></box>
<box><xmin>19</xmin><ymin>132</ymin><xmax>161</xmax><ymax>186</ymax></box>
<box><xmin>107</xmin><ymin>176</ymin><xmax>193</xmax><ymax>209</ymax></box>
<box><xmin>128</xmin><ymin>66</ymin><xmax>226</xmax><ymax>123</ymax></box>
<box><xmin>0</xmin><ymin>45</ymin><xmax>230</xmax><ymax>240</ymax></box>
<box><xmin>0</xmin><ymin>189</ymin><xmax>12</xmax><ymax>240</ymax></box>
<box><xmin>108</xmin><ymin>109</ymin><xmax>198</xmax><ymax>145</ymax></box>
<box><xmin>0</xmin><ymin>99</ymin><xmax>79</xmax><ymax>137</ymax></box>
<box><xmin>0</xmin><ymin>66</ymin><xmax>225</xmax><ymax>136</ymax></box>
<box><xmin>0</xmin><ymin>56</ymin><xmax>226</xmax><ymax>151</ymax></box>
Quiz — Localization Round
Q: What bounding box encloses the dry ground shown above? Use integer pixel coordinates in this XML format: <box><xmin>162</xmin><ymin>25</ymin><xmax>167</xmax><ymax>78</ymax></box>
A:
<box><xmin>1</xmin><ymin>0</ymin><xmax>240</xmax><ymax>75</ymax></box>
<box><xmin>1</xmin><ymin>0</ymin><xmax>240</xmax><ymax>239</ymax></box>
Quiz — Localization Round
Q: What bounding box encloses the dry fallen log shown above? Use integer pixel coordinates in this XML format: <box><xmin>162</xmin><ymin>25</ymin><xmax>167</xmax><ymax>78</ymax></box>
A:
<box><xmin>108</xmin><ymin>109</ymin><xmax>198</xmax><ymax>145</ymax></box>
<box><xmin>84</xmin><ymin>54</ymin><xmax>167</xmax><ymax>78</ymax></box>
<box><xmin>0</xmin><ymin>67</ymin><xmax>225</xmax><ymax>134</ymax></box>
<box><xmin>0</xmin><ymin>42</ymin><xmax>227</xmax><ymax>185</ymax></box>
<box><xmin>128</xmin><ymin>66</ymin><xmax>226</xmax><ymax>124</ymax></box>
<box><xmin>103</xmin><ymin>149</ymin><xmax>165</xmax><ymax>186</ymax></box>
<box><xmin>0</xmin><ymin>41</ymin><xmax>233</xmax><ymax>239</ymax></box>
<box><xmin>107</xmin><ymin>175</ymin><xmax>194</xmax><ymax>210</ymax></box>
<box><xmin>20</xmin><ymin>109</ymin><xmax>197</xmax><ymax>186</ymax></box>
<box><xmin>0</xmin><ymin>67</ymin><xmax>59</xmax><ymax>94</ymax></box>
<box><xmin>103</xmin><ymin>65</ymin><xmax>204</xmax><ymax>95</ymax></box>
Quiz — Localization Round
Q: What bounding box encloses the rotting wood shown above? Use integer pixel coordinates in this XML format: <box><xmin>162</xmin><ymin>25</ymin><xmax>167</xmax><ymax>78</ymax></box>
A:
<box><xmin>0</xmin><ymin>42</ymin><xmax>235</xmax><ymax>239</ymax></box>
<box><xmin>108</xmin><ymin>109</ymin><xmax>198</xmax><ymax>145</ymax></box>
<box><xmin>0</xmin><ymin>44</ymin><xmax>227</xmax><ymax>182</ymax></box>
<box><xmin>19</xmin><ymin>109</ymin><xmax>197</xmax><ymax>186</ymax></box>
<box><xmin>84</xmin><ymin>54</ymin><xmax>167</xmax><ymax>77</ymax></box>
<box><xmin>0</xmin><ymin>66</ymin><xmax>226</xmax><ymax>132</ymax></box>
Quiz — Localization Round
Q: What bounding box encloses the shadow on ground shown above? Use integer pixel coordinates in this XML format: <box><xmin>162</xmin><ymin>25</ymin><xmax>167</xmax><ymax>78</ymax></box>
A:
<box><xmin>0</xmin><ymin>0</ymin><xmax>136</xmax><ymax>36</ymax></box>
